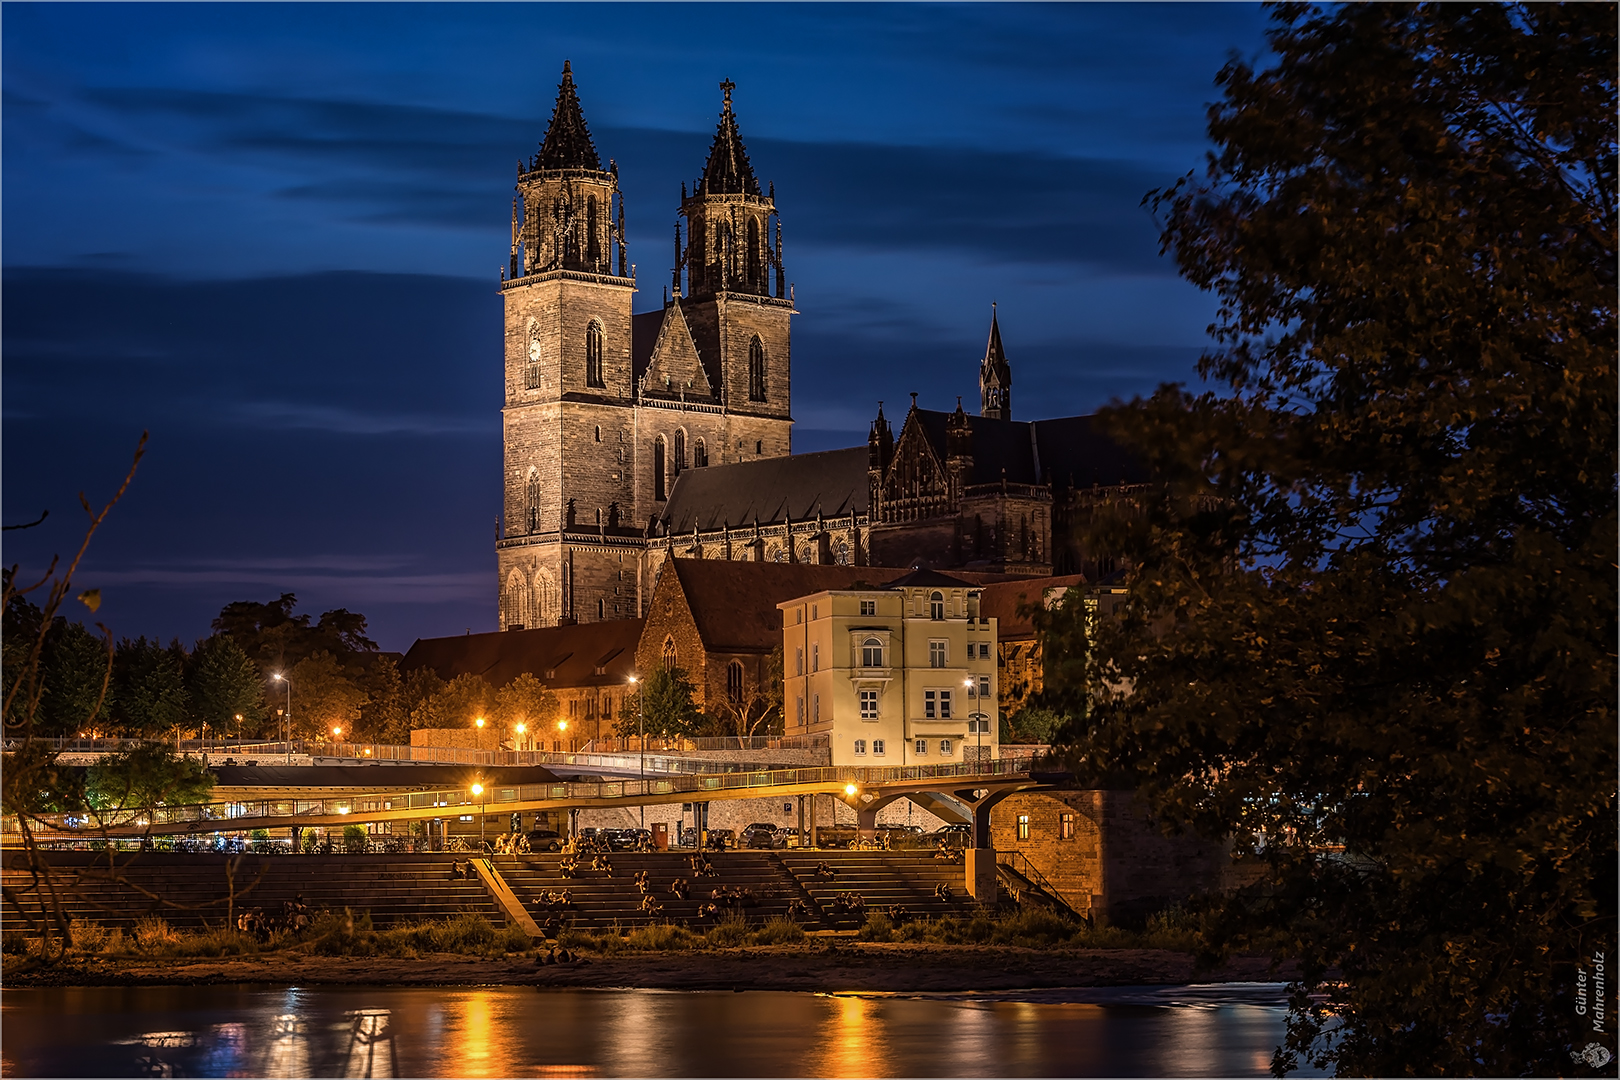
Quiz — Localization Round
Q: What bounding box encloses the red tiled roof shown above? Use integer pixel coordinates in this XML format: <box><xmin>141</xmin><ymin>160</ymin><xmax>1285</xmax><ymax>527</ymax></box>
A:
<box><xmin>401</xmin><ymin>619</ymin><xmax>645</xmax><ymax>690</ymax></box>
<box><xmin>977</xmin><ymin>574</ymin><xmax>1087</xmax><ymax>640</ymax></box>
<box><xmin>665</xmin><ymin>559</ymin><xmax>1018</xmax><ymax>654</ymax></box>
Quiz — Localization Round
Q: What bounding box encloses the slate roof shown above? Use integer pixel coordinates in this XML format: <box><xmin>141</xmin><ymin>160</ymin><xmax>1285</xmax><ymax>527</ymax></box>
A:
<box><xmin>401</xmin><ymin>619</ymin><xmax>644</xmax><ymax>690</ymax></box>
<box><xmin>534</xmin><ymin>61</ymin><xmax>601</xmax><ymax>171</ymax></box>
<box><xmin>659</xmin><ymin>447</ymin><xmax>870</xmax><ymax>534</ymax></box>
<box><xmin>700</xmin><ymin>85</ymin><xmax>761</xmax><ymax>196</ymax></box>
<box><xmin>909</xmin><ymin>410</ymin><xmax>1147</xmax><ymax>488</ymax></box>
<box><xmin>879</xmin><ymin>568</ymin><xmax>983</xmax><ymax>590</ymax></box>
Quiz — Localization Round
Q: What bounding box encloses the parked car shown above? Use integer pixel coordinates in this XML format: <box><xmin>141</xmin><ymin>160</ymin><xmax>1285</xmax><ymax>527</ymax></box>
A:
<box><xmin>525</xmin><ymin>829</ymin><xmax>565</xmax><ymax>852</ymax></box>
<box><xmin>745</xmin><ymin>827</ymin><xmax>783</xmax><ymax>850</ymax></box>
<box><xmin>704</xmin><ymin>828</ymin><xmax>736</xmax><ymax>850</ymax></box>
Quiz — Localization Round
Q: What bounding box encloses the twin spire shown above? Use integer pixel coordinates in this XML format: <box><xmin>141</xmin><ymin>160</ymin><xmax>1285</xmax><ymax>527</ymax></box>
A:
<box><xmin>699</xmin><ymin>78</ymin><xmax>762</xmax><ymax>196</ymax></box>
<box><xmin>534</xmin><ymin>60</ymin><xmax>601</xmax><ymax>172</ymax></box>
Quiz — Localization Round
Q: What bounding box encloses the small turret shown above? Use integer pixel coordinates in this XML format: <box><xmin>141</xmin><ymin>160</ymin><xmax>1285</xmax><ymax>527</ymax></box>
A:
<box><xmin>980</xmin><ymin>303</ymin><xmax>1012</xmax><ymax>420</ymax></box>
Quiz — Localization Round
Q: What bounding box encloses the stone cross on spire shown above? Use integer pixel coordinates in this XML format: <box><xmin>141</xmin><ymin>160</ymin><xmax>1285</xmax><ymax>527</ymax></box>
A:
<box><xmin>721</xmin><ymin>79</ymin><xmax>735</xmax><ymax>110</ymax></box>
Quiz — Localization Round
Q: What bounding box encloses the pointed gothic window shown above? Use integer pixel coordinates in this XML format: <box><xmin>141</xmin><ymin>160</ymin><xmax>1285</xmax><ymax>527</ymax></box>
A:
<box><xmin>525</xmin><ymin>332</ymin><xmax>543</xmax><ymax>390</ymax></box>
<box><xmin>526</xmin><ymin>469</ymin><xmax>541</xmax><ymax>533</ymax></box>
<box><xmin>727</xmin><ymin>661</ymin><xmax>744</xmax><ymax>705</ymax></box>
<box><xmin>694</xmin><ymin>438</ymin><xmax>708</xmax><ymax>467</ymax></box>
<box><xmin>746</xmin><ymin>217</ymin><xmax>761</xmax><ymax>288</ymax></box>
<box><xmin>748</xmin><ymin>337</ymin><xmax>767</xmax><ymax>402</ymax></box>
<box><xmin>673</xmin><ymin>429</ymin><xmax>687</xmax><ymax>475</ymax></box>
<box><xmin>662</xmin><ymin>638</ymin><xmax>677</xmax><ymax>671</ymax></box>
<box><xmin>586</xmin><ymin>322</ymin><xmax>605</xmax><ymax>388</ymax></box>
<box><xmin>654</xmin><ymin>436</ymin><xmax>667</xmax><ymax>501</ymax></box>
<box><xmin>586</xmin><ymin>195</ymin><xmax>600</xmax><ymax>267</ymax></box>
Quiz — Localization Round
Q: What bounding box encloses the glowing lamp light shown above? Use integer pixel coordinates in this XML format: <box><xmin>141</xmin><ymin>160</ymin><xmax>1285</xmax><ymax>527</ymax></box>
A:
<box><xmin>558</xmin><ymin>720</ymin><xmax>569</xmax><ymax>732</ymax></box>
<box><xmin>470</xmin><ymin>783</ymin><xmax>485</xmax><ymax>797</ymax></box>
<box><xmin>337</xmin><ymin>806</ymin><xmax>351</xmax><ymax>815</ymax></box>
<box><xmin>515</xmin><ymin>723</ymin><xmax>527</xmax><ymax>734</ymax></box>
<box><xmin>332</xmin><ymin>726</ymin><xmax>342</xmax><ymax>738</ymax></box>
<box><xmin>272</xmin><ymin>673</ymin><xmax>284</xmax><ymax>682</ymax></box>
<box><xmin>475</xmin><ymin>717</ymin><xmax>485</xmax><ymax>729</ymax></box>
<box><xmin>844</xmin><ymin>783</ymin><xmax>858</xmax><ymax>797</ymax></box>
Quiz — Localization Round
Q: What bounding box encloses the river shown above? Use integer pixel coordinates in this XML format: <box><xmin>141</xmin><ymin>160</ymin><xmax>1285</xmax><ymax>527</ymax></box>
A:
<box><xmin>1</xmin><ymin>984</ymin><xmax>1328</xmax><ymax>1077</ymax></box>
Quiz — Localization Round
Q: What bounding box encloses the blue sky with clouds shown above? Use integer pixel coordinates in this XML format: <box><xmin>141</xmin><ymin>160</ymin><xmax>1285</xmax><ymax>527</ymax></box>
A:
<box><xmin>3</xmin><ymin>2</ymin><xmax>1271</xmax><ymax>651</ymax></box>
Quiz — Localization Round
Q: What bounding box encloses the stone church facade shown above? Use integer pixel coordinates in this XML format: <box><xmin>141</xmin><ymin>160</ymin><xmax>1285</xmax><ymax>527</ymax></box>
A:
<box><xmin>497</xmin><ymin>64</ymin><xmax>1144</xmax><ymax>631</ymax></box>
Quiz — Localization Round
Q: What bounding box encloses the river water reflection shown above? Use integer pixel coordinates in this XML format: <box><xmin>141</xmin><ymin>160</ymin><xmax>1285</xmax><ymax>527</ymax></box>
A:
<box><xmin>1</xmin><ymin>984</ymin><xmax>1329</xmax><ymax>1077</ymax></box>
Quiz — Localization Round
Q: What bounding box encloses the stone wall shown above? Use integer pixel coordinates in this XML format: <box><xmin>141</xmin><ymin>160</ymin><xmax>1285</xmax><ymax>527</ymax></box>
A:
<box><xmin>990</xmin><ymin>790</ymin><xmax>1232</xmax><ymax>926</ymax></box>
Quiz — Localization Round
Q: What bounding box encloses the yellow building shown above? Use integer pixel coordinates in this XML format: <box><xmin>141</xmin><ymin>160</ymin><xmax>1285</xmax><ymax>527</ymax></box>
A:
<box><xmin>779</xmin><ymin>569</ymin><xmax>1000</xmax><ymax>767</ymax></box>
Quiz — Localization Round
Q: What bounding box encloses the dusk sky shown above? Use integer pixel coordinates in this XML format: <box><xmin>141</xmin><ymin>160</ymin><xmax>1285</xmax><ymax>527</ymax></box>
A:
<box><xmin>3</xmin><ymin>3</ymin><xmax>1271</xmax><ymax>652</ymax></box>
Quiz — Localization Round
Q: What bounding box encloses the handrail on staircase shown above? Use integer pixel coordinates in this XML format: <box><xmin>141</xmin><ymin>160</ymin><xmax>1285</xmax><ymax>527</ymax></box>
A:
<box><xmin>993</xmin><ymin>849</ymin><xmax>1087</xmax><ymax>920</ymax></box>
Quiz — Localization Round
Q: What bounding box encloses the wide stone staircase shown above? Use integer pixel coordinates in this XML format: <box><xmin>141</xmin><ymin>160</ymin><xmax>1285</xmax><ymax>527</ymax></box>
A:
<box><xmin>2</xmin><ymin>851</ymin><xmax>502</xmax><ymax>930</ymax></box>
<box><xmin>490</xmin><ymin>851</ymin><xmax>813</xmax><ymax>932</ymax></box>
<box><xmin>776</xmin><ymin>850</ymin><xmax>986</xmax><ymax>927</ymax></box>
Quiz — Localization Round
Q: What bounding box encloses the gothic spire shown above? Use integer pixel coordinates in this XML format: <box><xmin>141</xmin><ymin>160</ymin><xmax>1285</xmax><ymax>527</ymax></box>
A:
<box><xmin>535</xmin><ymin>61</ymin><xmax>601</xmax><ymax>171</ymax></box>
<box><xmin>700</xmin><ymin>79</ymin><xmax>761</xmax><ymax>196</ymax></box>
<box><xmin>980</xmin><ymin>303</ymin><xmax>1013</xmax><ymax>420</ymax></box>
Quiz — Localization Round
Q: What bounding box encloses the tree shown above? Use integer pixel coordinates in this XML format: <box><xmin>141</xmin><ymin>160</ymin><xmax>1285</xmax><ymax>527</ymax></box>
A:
<box><xmin>706</xmin><ymin>647</ymin><xmax>784</xmax><ymax>742</ymax></box>
<box><xmin>409</xmin><ymin>672</ymin><xmax>492</xmax><ymax>731</ymax></box>
<box><xmin>211</xmin><ymin>593</ymin><xmax>378</xmax><ymax>675</ymax></box>
<box><xmin>37</xmin><ymin>620</ymin><xmax>114</xmax><ymax>738</ymax></box>
<box><xmin>491</xmin><ymin>672</ymin><xmax>560</xmax><ymax>742</ymax></box>
<box><xmin>618</xmin><ymin>666</ymin><xmax>703</xmax><ymax>740</ymax></box>
<box><xmin>286</xmin><ymin>650</ymin><xmax>367</xmax><ymax>740</ymax></box>
<box><xmin>1056</xmin><ymin>6</ymin><xmax>1615</xmax><ymax>1076</ymax></box>
<box><xmin>357</xmin><ymin>654</ymin><xmax>411</xmax><ymax>745</ymax></box>
<box><xmin>186</xmin><ymin>634</ymin><xmax>265</xmax><ymax>738</ymax></box>
<box><xmin>85</xmin><ymin>743</ymin><xmax>215</xmax><ymax>825</ymax></box>
<box><xmin>110</xmin><ymin>637</ymin><xmax>190</xmax><ymax>739</ymax></box>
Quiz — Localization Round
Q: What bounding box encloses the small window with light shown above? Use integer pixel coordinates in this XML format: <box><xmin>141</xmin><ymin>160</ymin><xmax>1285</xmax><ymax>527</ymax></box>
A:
<box><xmin>1017</xmin><ymin>814</ymin><xmax>1031</xmax><ymax>840</ymax></box>
<box><xmin>1060</xmin><ymin>813</ymin><xmax>1076</xmax><ymax>840</ymax></box>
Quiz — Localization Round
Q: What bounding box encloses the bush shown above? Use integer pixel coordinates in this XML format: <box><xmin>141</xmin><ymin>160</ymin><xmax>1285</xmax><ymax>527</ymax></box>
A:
<box><xmin>343</xmin><ymin>824</ymin><xmax>368</xmax><ymax>854</ymax></box>
<box><xmin>68</xmin><ymin>920</ymin><xmax>124</xmax><ymax>954</ymax></box>
<box><xmin>133</xmin><ymin>916</ymin><xmax>181</xmax><ymax>953</ymax></box>
<box><xmin>703</xmin><ymin>915</ymin><xmax>753</xmax><ymax>949</ymax></box>
<box><xmin>624</xmin><ymin>922</ymin><xmax>700</xmax><ymax>952</ymax></box>
<box><xmin>753</xmin><ymin>917</ymin><xmax>805</xmax><ymax>946</ymax></box>
<box><xmin>858</xmin><ymin>913</ymin><xmax>895</xmax><ymax>942</ymax></box>
<box><xmin>300</xmin><ymin>830</ymin><xmax>319</xmax><ymax>854</ymax></box>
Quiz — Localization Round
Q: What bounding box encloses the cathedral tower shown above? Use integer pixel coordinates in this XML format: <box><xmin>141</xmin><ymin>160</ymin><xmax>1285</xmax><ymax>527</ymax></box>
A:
<box><xmin>498</xmin><ymin>63</ymin><xmax>638</xmax><ymax>630</ymax></box>
<box><xmin>980</xmin><ymin>304</ymin><xmax>1012</xmax><ymax>420</ymax></box>
<box><xmin>666</xmin><ymin>81</ymin><xmax>794</xmax><ymax>457</ymax></box>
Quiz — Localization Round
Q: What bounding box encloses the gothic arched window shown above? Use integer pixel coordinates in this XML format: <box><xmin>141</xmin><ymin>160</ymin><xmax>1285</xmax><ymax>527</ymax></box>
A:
<box><xmin>673</xmin><ymin>430</ymin><xmax>686</xmax><ymax>475</ymax></box>
<box><xmin>662</xmin><ymin>638</ymin><xmax>677</xmax><ymax>671</ymax></box>
<box><xmin>654</xmin><ymin>436</ymin><xmax>667</xmax><ymax>501</ymax></box>
<box><xmin>586</xmin><ymin>194</ymin><xmax>600</xmax><ymax>267</ymax></box>
<box><xmin>525</xmin><ymin>324</ymin><xmax>543</xmax><ymax>390</ymax></box>
<box><xmin>748</xmin><ymin>337</ymin><xmax>767</xmax><ymax>402</ymax></box>
<box><xmin>746</xmin><ymin>217</ymin><xmax>761</xmax><ymax>288</ymax></box>
<box><xmin>585</xmin><ymin>322</ymin><xmax>605</xmax><ymax>388</ymax></box>
<box><xmin>525</xmin><ymin>469</ymin><xmax>541</xmax><ymax>533</ymax></box>
<box><xmin>694</xmin><ymin>438</ymin><xmax>707</xmax><ymax>468</ymax></box>
<box><xmin>726</xmin><ymin>661</ymin><xmax>744</xmax><ymax>704</ymax></box>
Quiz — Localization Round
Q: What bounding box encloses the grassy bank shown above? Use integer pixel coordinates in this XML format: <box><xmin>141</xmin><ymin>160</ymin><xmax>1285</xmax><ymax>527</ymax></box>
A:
<box><xmin>3</xmin><ymin>906</ymin><xmax>1210</xmax><ymax>965</ymax></box>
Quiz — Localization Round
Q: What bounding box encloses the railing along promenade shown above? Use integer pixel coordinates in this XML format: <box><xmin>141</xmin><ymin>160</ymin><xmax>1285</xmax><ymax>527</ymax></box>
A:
<box><xmin>2</xmin><ymin>757</ymin><xmax>1042</xmax><ymax>842</ymax></box>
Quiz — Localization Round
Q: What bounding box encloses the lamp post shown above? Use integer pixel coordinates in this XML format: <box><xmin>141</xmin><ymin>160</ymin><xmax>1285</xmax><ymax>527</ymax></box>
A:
<box><xmin>272</xmin><ymin>673</ymin><xmax>292</xmax><ymax>764</ymax></box>
<box><xmin>558</xmin><ymin>718</ymin><xmax>568</xmax><ymax>752</ymax></box>
<box><xmin>471</xmin><ymin>781</ymin><xmax>486</xmax><ymax>850</ymax></box>
<box><xmin>515</xmin><ymin>722</ymin><xmax>527</xmax><ymax>754</ymax></box>
<box><xmin>628</xmin><ymin>675</ymin><xmax>645</xmax><ymax>829</ymax></box>
<box><xmin>234</xmin><ymin>714</ymin><xmax>243</xmax><ymax>745</ymax></box>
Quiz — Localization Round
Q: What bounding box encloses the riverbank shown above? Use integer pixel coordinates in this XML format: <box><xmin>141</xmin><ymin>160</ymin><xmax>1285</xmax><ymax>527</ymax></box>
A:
<box><xmin>4</xmin><ymin>942</ymin><xmax>1290</xmax><ymax>991</ymax></box>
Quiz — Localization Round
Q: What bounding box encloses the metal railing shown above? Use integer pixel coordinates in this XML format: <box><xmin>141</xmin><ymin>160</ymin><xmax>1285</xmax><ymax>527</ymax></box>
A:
<box><xmin>3</xmin><ymin>757</ymin><xmax>1037</xmax><ymax>839</ymax></box>
<box><xmin>995</xmin><ymin>849</ymin><xmax>1086</xmax><ymax>918</ymax></box>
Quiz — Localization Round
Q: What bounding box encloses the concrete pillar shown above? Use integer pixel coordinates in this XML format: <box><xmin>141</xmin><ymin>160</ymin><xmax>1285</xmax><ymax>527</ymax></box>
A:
<box><xmin>972</xmin><ymin>798</ymin><xmax>994</xmax><ymax>850</ymax></box>
<box><xmin>809</xmin><ymin>794</ymin><xmax>820</xmax><ymax>849</ymax></box>
<box><xmin>965</xmin><ymin>848</ymin><xmax>999</xmax><ymax>901</ymax></box>
<box><xmin>856</xmin><ymin>807</ymin><xmax>878</xmax><ymax>838</ymax></box>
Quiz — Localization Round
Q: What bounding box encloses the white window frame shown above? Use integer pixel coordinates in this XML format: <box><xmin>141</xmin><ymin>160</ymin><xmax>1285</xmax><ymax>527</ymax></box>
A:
<box><xmin>859</xmin><ymin>689</ymin><xmax>879</xmax><ymax>720</ymax></box>
<box><xmin>929</xmin><ymin>640</ymin><xmax>948</xmax><ymax>668</ymax></box>
<box><xmin>854</xmin><ymin>739</ymin><xmax>867</xmax><ymax>756</ymax></box>
<box><xmin>924</xmin><ymin>690</ymin><xmax>936</xmax><ymax>719</ymax></box>
<box><xmin>940</xmin><ymin>739</ymin><xmax>952</xmax><ymax>756</ymax></box>
<box><xmin>914</xmin><ymin>738</ymin><xmax>928</xmax><ymax>756</ymax></box>
<box><xmin>872</xmin><ymin>739</ymin><xmax>886</xmax><ymax>756</ymax></box>
<box><xmin>939</xmin><ymin>689</ymin><xmax>953</xmax><ymax>719</ymax></box>
<box><xmin>860</xmin><ymin>600</ymin><xmax>876</xmax><ymax>616</ymax></box>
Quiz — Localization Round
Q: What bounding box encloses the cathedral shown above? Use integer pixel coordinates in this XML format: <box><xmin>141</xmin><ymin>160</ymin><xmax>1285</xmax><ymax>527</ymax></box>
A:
<box><xmin>497</xmin><ymin>65</ymin><xmax>1144</xmax><ymax>631</ymax></box>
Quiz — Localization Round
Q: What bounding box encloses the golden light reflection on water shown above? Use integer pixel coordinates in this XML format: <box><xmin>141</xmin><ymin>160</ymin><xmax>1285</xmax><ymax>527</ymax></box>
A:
<box><xmin>809</xmin><ymin>994</ymin><xmax>891</xmax><ymax>1078</ymax></box>
<box><xmin>453</xmin><ymin>992</ymin><xmax>501</xmax><ymax>1078</ymax></box>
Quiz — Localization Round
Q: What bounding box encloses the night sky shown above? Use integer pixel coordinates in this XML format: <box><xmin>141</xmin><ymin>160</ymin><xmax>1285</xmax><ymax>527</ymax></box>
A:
<box><xmin>3</xmin><ymin>3</ymin><xmax>1271</xmax><ymax>652</ymax></box>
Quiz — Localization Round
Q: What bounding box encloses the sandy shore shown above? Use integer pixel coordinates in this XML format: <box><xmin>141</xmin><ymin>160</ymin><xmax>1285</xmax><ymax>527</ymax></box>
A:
<box><xmin>6</xmin><ymin>944</ymin><xmax>1291</xmax><ymax>992</ymax></box>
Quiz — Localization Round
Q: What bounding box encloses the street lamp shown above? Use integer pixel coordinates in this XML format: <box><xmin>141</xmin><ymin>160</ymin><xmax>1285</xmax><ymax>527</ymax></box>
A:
<box><xmin>471</xmin><ymin>781</ymin><xmax>486</xmax><ymax>850</ymax></box>
<box><xmin>332</xmin><ymin>726</ymin><xmax>342</xmax><ymax>743</ymax></box>
<box><xmin>515</xmin><ymin>722</ymin><xmax>527</xmax><ymax>754</ymax></box>
<box><xmin>271</xmin><ymin>673</ymin><xmax>292</xmax><ymax>764</ymax></box>
<box><xmin>234</xmin><ymin>714</ymin><xmax>243</xmax><ymax>744</ymax></box>
<box><xmin>558</xmin><ymin>718</ymin><xmax>568</xmax><ymax>752</ymax></box>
